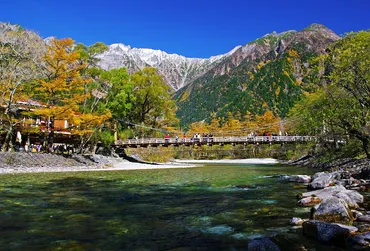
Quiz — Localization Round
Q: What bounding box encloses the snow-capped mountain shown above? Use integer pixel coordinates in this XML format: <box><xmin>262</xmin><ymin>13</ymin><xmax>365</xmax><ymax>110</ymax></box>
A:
<box><xmin>96</xmin><ymin>44</ymin><xmax>241</xmax><ymax>90</ymax></box>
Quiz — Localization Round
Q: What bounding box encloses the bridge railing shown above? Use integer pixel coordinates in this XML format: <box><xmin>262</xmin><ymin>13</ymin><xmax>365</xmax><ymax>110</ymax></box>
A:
<box><xmin>115</xmin><ymin>136</ymin><xmax>316</xmax><ymax>146</ymax></box>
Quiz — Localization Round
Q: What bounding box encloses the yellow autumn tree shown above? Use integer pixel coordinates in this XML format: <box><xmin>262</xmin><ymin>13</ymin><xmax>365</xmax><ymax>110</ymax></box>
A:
<box><xmin>221</xmin><ymin>112</ymin><xmax>243</xmax><ymax>136</ymax></box>
<box><xmin>206</xmin><ymin>113</ymin><xmax>221</xmax><ymax>136</ymax></box>
<box><xmin>188</xmin><ymin>121</ymin><xmax>208</xmax><ymax>135</ymax></box>
<box><xmin>33</xmin><ymin>38</ymin><xmax>91</xmax><ymax>150</ymax></box>
<box><xmin>243</xmin><ymin>112</ymin><xmax>258</xmax><ymax>135</ymax></box>
<box><xmin>255</xmin><ymin>110</ymin><xmax>281</xmax><ymax>135</ymax></box>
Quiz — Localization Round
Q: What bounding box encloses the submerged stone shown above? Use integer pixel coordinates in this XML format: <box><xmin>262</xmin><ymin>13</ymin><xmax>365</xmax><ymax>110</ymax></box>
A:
<box><xmin>248</xmin><ymin>238</ymin><xmax>280</xmax><ymax>251</ymax></box>
<box><xmin>263</xmin><ymin>200</ymin><xmax>277</xmax><ymax>205</ymax></box>
<box><xmin>201</xmin><ymin>225</ymin><xmax>233</xmax><ymax>235</ymax></box>
<box><xmin>231</xmin><ymin>232</ymin><xmax>249</xmax><ymax>240</ymax></box>
<box><xmin>290</xmin><ymin>217</ymin><xmax>306</xmax><ymax>225</ymax></box>
<box><xmin>271</xmin><ymin>233</ymin><xmax>308</xmax><ymax>251</ymax></box>
<box><xmin>280</xmin><ymin>175</ymin><xmax>311</xmax><ymax>183</ymax></box>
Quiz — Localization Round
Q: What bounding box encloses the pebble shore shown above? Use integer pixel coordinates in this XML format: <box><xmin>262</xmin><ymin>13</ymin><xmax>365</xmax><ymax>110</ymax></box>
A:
<box><xmin>0</xmin><ymin>152</ymin><xmax>195</xmax><ymax>174</ymax></box>
<box><xmin>0</xmin><ymin>152</ymin><xmax>116</xmax><ymax>174</ymax></box>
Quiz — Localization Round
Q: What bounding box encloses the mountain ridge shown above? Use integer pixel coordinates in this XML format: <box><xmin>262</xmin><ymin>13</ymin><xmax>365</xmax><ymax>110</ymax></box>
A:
<box><xmin>96</xmin><ymin>23</ymin><xmax>338</xmax><ymax>91</ymax></box>
<box><xmin>0</xmin><ymin>21</ymin><xmax>341</xmax><ymax>127</ymax></box>
<box><xmin>174</xmin><ymin>23</ymin><xmax>340</xmax><ymax>126</ymax></box>
<box><xmin>96</xmin><ymin>42</ymin><xmax>242</xmax><ymax>90</ymax></box>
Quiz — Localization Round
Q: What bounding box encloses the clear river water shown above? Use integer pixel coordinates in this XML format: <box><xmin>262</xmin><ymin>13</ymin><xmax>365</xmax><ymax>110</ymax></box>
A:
<box><xmin>0</xmin><ymin>162</ymin><xmax>343</xmax><ymax>250</ymax></box>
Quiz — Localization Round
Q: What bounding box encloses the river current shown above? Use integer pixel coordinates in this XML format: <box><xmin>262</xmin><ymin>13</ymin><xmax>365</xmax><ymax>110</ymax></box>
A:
<box><xmin>0</xmin><ymin>161</ymin><xmax>341</xmax><ymax>250</ymax></box>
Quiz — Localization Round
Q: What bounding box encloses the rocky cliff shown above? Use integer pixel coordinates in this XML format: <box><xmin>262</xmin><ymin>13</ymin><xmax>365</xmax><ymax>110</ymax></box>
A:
<box><xmin>96</xmin><ymin>43</ymin><xmax>241</xmax><ymax>90</ymax></box>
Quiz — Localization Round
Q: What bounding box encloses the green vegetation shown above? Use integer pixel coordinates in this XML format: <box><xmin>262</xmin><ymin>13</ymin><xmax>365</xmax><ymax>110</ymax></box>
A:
<box><xmin>175</xmin><ymin>29</ymin><xmax>322</xmax><ymax>128</ymax></box>
<box><xmin>289</xmin><ymin>31</ymin><xmax>370</xmax><ymax>158</ymax></box>
<box><xmin>1</xmin><ymin>25</ymin><xmax>368</xmax><ymax>159</ymax></box>
<box><xmin>0</xmin><ymin>28</ymin><xmax>177</xmax><ymax>152</ymax></box>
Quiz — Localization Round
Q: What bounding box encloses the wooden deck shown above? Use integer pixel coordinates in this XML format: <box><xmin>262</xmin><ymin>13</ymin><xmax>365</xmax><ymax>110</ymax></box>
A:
<box><xmin>114</xmin><ymin>136</ymin><xmax>315</xmax><ymax>148</ymax></box>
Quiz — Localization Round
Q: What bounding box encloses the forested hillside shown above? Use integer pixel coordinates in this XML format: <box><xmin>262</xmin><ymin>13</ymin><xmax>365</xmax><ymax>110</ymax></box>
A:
<box><xmin>175</xmin><ymin>24</ymin><xmax>339</xmax><ymax>127</ymax></box>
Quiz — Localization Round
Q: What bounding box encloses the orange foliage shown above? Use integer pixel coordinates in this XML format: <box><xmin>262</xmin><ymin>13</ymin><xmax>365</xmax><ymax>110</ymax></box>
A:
<box><xmin>254</xmin><ymin>110</ymin><xmax>281</xmax><ymax>134</ymax></box>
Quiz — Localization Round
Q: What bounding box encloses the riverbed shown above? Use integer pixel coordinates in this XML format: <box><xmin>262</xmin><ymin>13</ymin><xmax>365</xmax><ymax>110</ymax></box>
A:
<box><xmin>0</xmin><ymin>161</ymin><xmax>340</xmax><ymax>250</ymax></box>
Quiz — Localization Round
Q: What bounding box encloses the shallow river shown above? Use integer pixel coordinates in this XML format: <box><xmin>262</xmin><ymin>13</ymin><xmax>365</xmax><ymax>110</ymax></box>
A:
<box><xmin>0</xmin><ymin>162</ymin><xmax>342</xmax><ymax>250</ymax></box>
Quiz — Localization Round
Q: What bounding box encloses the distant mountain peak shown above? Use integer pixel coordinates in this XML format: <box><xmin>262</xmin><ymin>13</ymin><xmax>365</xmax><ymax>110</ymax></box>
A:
<box><xmin>96</xmin><ymin>43</ymin><xmax>242</xmax><ymax>90</ymax></box>
<box><xmin>96</xmin><ymin>23</ymin><xmax>340</xmax><ymax>91</ymax></box>
<box><xmin>0</xmin><ymin>22</ymin><xmax>23</xmax><ymax>34</ymax></box>
<box><xmin>306</xmin><ymin>23</ymin><xmax>328</xmax><ymax>30</ymax></box>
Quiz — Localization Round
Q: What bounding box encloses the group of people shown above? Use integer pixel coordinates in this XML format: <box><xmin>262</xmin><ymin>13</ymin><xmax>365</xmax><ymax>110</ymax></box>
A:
<box><xmin>24</xmin><ymin>143</ymin><xmax>42</xmax><ymax>153</ymax></box>
<box><xmin>51</xmin><ymin>144</ymin><xmax>74</xmax><ymax>154</ymax></box>
<box><xmin>190</xmin><ymin>133</ymin><xmax>214</xmax><ymax>143</ymax></box>
<box><xmin>164</xmin><ymin>133</ymin><xmax>215</xmax><ymax>143</ymax></box>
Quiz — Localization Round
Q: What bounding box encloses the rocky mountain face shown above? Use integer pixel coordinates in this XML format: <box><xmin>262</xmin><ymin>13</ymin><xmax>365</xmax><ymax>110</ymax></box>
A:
<box><xmin>96</xmin><ymin>43</ymin><xmax>241</xmax><ymax>90</ymax></box>
<box><xmin>174</xmin><ymin>24</ymin><xmax>340</xmax><ymax>126</ymax></box>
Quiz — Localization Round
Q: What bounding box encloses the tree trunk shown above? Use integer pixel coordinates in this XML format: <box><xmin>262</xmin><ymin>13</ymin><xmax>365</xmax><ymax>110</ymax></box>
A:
<box><xmin>362</xmin><ymin>138</ymin><xmax>370</xmax><ymax>159</ymax></box>
<box><xmin>77</xmin><ymin>136</ymin><xmax>86</xmax><ymax>154</ymax></box>
<box><xmin>47</xmin><ymin>117</ymin><xmax>55</xmax><ymax>152</ymax></box>
<box><xmin>1</xmin><ymin>126</ymin><xmax>13</xmax><ymax>152</ymax></box>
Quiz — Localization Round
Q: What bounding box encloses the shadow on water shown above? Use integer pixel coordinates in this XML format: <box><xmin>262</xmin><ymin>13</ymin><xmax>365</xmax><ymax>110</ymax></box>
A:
<box><xmin>0</xmin><ymin>166</ymin><xmax>343</xmax><ymax>251</ymax></box>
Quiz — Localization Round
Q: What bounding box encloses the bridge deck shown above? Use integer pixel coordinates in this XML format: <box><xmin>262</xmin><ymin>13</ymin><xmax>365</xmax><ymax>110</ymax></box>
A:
<box><xmin>114</xmin><ymin>136</ymin><xmax>315</xmax><ymax>148</ymax></box>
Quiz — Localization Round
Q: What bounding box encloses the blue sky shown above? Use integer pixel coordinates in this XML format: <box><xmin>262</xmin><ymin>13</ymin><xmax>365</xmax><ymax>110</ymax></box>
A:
<box><xmin>1</xmin><ymin>0</ymin><xmax>369</xmax><ymax>58</ymax></box>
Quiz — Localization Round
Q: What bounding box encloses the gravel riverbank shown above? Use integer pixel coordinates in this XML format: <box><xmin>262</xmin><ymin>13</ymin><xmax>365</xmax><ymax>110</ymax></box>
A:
<box><xmin>0</xmin><ymin>152</ymin><xmax>195</xmax><ymax>174</ymax></box>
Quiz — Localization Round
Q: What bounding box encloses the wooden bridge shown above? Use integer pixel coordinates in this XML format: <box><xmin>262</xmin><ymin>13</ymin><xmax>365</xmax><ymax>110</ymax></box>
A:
<box><xmin>114</xmin><ymin>136</ymin><xmax>316</xmax><ymax>148</ymax></box>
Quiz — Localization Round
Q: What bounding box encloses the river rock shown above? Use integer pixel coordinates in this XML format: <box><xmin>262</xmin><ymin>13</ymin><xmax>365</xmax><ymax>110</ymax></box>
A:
<box><xmin>248</xmin><ymin>238</ymin><xmax>280</xmax><ymax>251</ymax></box>
<box><xmin>303</xmin><ymin>185</ymin><xmax>346</xmax><ymax>199</ymax></box>
<box><xmin>303</xmin><ymin>220</ymin><xmax>358</xmax><ymax>247</ymax></box>
<box><xmin>312</xmin><ymin>196</ymin><xmax>353</xmax><ymax>224</ymax></box>
<box><xmin>309</xmin><ymin>172</ymin><xmax>334</xmax><ymax>189</ymax></box>
<box><xmin>280</xmin><ymin>175</ymin><xmax>311</xmax><ymax>183</ymax></box>
<box><xmin>357</xmin><ymin>224</ymin><xmax>370</xmax><ymax>233</ymax></box>
<box><xmin>290</xmin><ymin>217</ymin><xmax>306</xmax><ymax>225</ymax></box>
<box><xmin>271</xmin><ymin>233</ymin><xmax>308</xmax><ymax>251</ymax></box>
<box><xmin>357</xmin><ymin>215</ymin><xmax>370</xmax><ymax>223</ymax></box>
<box><xmin>349</xmin><ymin>232</ymin><xmax>370</xmax><ymax>248</ymax></box>
<box><xmin>298</xmin><ymin>197</ymin><xmax>322</xmax><ymax>207</ymax></box>
<box><xmin>302</xmin><ymin>185</ymin><xmax>363</xmax><ymax>209</ymax></box>
<box><xmin>352</xmin><ymin>210</ymin><xmax>364</xmax><ymax>219</ymax></box>
<box><xmin>335</xmin><ymin>190</ymin><xmax>363</xmax><ymax>208</ymax></box>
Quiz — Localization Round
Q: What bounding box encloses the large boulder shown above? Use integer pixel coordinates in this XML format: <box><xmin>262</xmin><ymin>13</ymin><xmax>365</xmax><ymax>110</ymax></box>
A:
<box><xmin>309</xmin><ymin>172</ymin><xmax>334</xmax><ymax>189</ymax></box>
<box><xmin>280</xmin><ymin>175</ymin><xmax>311</xmax><ymax>183</ymax></box>
<box><xmin>312</xmin><ymin>196</ymin><xmax>353</xmax><ymax>224</ymax></box>
<box><xmin>248</xmin><ymin>238</ymin><xmax>280</xmax><ymax>251</ymax></box>
<box><xmin>302</xmin><ymin>185</ymin><xmax>363</xmax><ymax>209</ymax></box>
<box><xmin>303</xmin><ymin>220</ymin><xmax>358</xmax><ymax>247</ymax></box>
<box><xmin>303</xmin><ymin>185</ymin><xmax>346</xmax><ymax>199</ymax></box>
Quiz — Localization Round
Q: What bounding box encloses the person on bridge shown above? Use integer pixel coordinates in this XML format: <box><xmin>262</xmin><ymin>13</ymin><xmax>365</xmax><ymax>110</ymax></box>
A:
<box><xmin>165</xmin><ymin>134</ymin><xmax>170</xmax><ymax>144</ymax></box>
